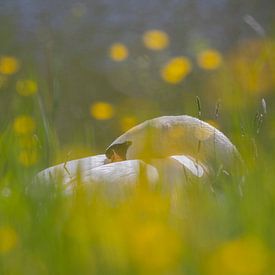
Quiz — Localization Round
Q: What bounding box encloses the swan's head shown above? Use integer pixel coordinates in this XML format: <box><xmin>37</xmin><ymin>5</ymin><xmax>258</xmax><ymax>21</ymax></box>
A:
<box><xmin>105</xmin><ymin>141</ymin><xmax>132</xmax><ymax>162</ymax></box>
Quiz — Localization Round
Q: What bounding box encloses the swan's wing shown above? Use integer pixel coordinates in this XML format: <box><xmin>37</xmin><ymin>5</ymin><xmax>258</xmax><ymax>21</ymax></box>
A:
<box><xmin>36</xmin><ymin>154</ymin><xmax>107</xmax><ymax>186</ymax></box>
<box><xmin>70</xmin><ymin>160</ymin><xmax>158</xmax><ymax>199</ymax></box>
<box><xmin>81</xmin><ymin>160</ymin><xmax>159</xmax><ymax>186</ymax></box>
<box><xmin>170</xmin><ymin>155</ymin><xmax>207</xmax><ymax>178</ymax></box>
<box><xmin>150</xmin><ymin>155</ymin><xmax>208</xmax><ymax>189</ymax></box>
<box><xmin>37</xmin><ymin>157</ymin><xmax>159</xmax><ymax>195</ymax></box>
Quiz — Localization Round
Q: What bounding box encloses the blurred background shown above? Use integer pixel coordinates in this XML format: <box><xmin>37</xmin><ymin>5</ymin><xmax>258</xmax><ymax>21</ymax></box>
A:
<box><xmin>0</xmin><ymin>0</ymin><xmax>274</xmax><ymax>165</ymax></box>
<box><xmin>0</xmin><ymin>1</ymin><xmax>275</xmax><ymax>275</ymax></box>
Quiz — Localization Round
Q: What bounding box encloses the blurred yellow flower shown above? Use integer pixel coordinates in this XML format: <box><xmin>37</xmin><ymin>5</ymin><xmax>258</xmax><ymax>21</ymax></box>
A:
<box><xmin>0</xmin><ymin>56</ymin><xmax>20</xmax><ymax>75</ymax></box>
<box><xmin>143</xmin><ymin>29</ymin><xmax>169</xmax><ymax>50</ymax></box>
<box><xmin>16</xmin><ymin>79</ymin><xmax>38</xmax><ymax>96</ymax></box>
<box><xmin>18</xmin><ymin>149</ymin><xmax>38</xmax><ymax>166</ymax></box>
<box><xmin>90</xmin><ymin>102</ymin><xmax>115</xmax><ymax>120</ymax></box>
<box><xmin>13</xmin><ymin>115</ymin><xmax>36</xmax><ymax>135</ymax></box>
<box><xmin>161</xmin><ymin>56</ymin><xmax>192</xmax><ymax>84</ymax></box>
<box><xmin>197</xmin><ymin>49</ymin><xmax>223</xmax><ymax>70</ymax></box>
<box><xmin>208</xmin><ymin>236</ymin><xmax>269</xmax><ymax>275</ymax></box>
<box><xmin>109</xmin><ymin>43</ymin><xmax>129</xmax><ymax>62</ymax></box>
<box><xmin>120</xmin><ymin>116</ymin><xmax>137</xmax><ymax>132</ymax></box>
<box><xmin>130</xmin><ymin>222</ymin><xmax>181</xmax><ymax>272</ymax></box>
<box><xmin>0</xmin><ymin>226</ymin><xmax>18</xmax><ymax>254</ymax></box>
<box><xmin>229</xmin><ymin>39</ymin><xmax>275</xmax><ymax>94</ymax></box>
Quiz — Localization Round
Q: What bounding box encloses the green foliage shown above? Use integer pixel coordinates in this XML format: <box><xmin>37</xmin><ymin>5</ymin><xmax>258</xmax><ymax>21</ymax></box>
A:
<box><xmin>0</xmin><ymin>6</ymin><xmax>275</xmax><ymax>274</ymax></box>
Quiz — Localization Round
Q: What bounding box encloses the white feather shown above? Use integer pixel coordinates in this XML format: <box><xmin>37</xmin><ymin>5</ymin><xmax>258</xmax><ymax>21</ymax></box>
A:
<box><xmin>106</xmin><ymin>115</ymin><xmax>241</xmax><ymax>173</ymax></box>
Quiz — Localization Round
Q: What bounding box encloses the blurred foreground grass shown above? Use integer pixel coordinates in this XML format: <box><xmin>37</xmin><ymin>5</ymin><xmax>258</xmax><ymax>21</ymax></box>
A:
<box><xmin>0</xmin><ymin>31</ymin><xmax>275</xmax><ymax>274</ymax></box>
<box><xmin>0</xmin><ymin>123</ymin><xmax>275</xmax><ymax>274</ymax></box>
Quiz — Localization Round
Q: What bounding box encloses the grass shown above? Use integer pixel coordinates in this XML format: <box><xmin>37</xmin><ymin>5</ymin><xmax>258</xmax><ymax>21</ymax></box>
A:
<box><xmin>0</xmin><ymin>29</ymin><xmax>274</xmax><ymax>274</ymax></box>
<box><xmin>0</xmin><ymin>113</ymin><xmax>274</xmax><ymax>275</ymax></box>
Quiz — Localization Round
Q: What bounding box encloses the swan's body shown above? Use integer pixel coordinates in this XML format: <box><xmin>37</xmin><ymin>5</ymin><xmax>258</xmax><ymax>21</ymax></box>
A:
<box><xmin>37</xmin><ymin>155</ymin><xmax>160</xmax><ymax>192</ymax></box>
<box><xmin>37</xmin><ymin>154</ymin><xmax>207</xmax><ymax>194</ymax></box>
<box><xmin>80</xmin><ymin>159</ymin><xmax>159</xmax><ymax>186</ymax></box>
<box><xmin>106</xmin><ymin>115</ymin><xmax>241</xmax><ymax>173</ymax></box>
<box><xmin>37</xmin><ymin>115</ymin><xmax>240</xmax><ymax>193</ymax></box>
<box><xmin>37</xmin><ymin>154</ymin><xmax>107</xmax><ymax>185</ymax></box>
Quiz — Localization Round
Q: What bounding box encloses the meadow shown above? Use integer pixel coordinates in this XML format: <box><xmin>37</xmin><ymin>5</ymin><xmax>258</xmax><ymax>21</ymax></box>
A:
<box><xmin>0</xmin><ymin>2</ymin><xmax>275</xmax><ymax>274</ymax></box>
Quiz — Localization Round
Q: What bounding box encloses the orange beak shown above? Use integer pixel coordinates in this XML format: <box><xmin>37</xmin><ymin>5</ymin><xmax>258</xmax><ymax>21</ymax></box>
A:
<box><xmin>110</xmin><ymin>150</ymin><xmax>124</xmax><ymax>162</ymax></box>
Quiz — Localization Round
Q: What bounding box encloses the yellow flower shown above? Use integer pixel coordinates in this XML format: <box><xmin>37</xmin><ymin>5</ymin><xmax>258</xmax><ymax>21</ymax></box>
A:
<box><xmin>18</xmin><ymin>149</ymin><xmax>38</xmax><ymax>166</ymax></box>
<box><xmin>13</xmin><ymin>115</ymin><xmax>36</xmax><ymax>135</ymax></box>
<box><xmin>208</xmin><ymin>236</ymin><xmax>269</xmax><ymax>275</ymax></box>
<box><xmin>0</xmin><ymin>56</ymin><xmax>20</xmax><ymax>75</ymax></box>
<box><xmin>120</xmin><ymin>116</ymin><xmax>137</xmax><ymax>132</ymax></box>
<box><xmin>16</xmin><ymin>79</ymin><xmax>38</xmax><ymax>96</ymax></box>
<box><xmin>161</xmin><ymin>56</ymin><xmax>192</xmax><ymax>84</ymax></box>
<box><xmin>0</xmin><ymin>226</ymin><xmax>18</xmax><ymax>254</ymax></box>
<box><xmin>197</xmin><ymin>49</ymin><xmax>223</xmax><ymax>70</ymax></box>
<box><xmin>90</xmin><ymin>102</ymin><xmax>115</xmax><ymax>120</ymax></box>
<box><xmin>109</xmin><ymin>43</ymin><xmax>129</xmax><ymax>62</ymax></box>
<box><xmin>143</xmin><ymin>30</ymin><xmax>169</xmax><ymax>50</ymax></box>
<box><xmin>228</xmin><ymin>39</ymin><xmax>275</xmax><ymax>94</ymax></box>
<box><xmin>130</xmin><ymin>222</ymin><xmax>181</xmax><ymax>272</ymax></box>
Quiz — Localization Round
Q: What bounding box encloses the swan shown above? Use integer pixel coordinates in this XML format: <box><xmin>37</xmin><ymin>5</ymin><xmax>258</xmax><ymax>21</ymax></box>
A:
<box><xmin>36</xmin><ymin>154</ymin><xmax>158</xmax><ymax>193</ymax></box>
<box><xmin>37</xmin><ymin>115</ymin><xmax>240</xmax><ymax>193</ymax></box>
<box><xmin>105</xmin><ymin>115</ymin><xmax>241</xmax><ymax>176</ymax></box>
<box><xmin>36</xmin><ymin>154</ymin><xmax>206</xmax><ymax>194</ymax></box>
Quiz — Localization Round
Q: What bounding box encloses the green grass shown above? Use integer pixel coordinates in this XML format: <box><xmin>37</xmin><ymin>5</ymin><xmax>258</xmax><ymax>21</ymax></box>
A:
<box><xmin>0</xmin><ymin>119</ymin><xmax>274</xmax><ymax>275</ymax></box>
<box><xmin>0</xmin><ymin>27</ymin><xmax>275</xmax><ymax>275</ymax></box>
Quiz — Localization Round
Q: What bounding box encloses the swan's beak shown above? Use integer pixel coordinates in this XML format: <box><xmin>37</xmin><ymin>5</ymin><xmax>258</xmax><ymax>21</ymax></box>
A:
<box><xmin>105</xmin><ymin>141</ymin><xmax>132</xmax><ymax>163</ymax></box>
<box><xmin>110</xmin><ymin>150</ymin><xmax>124</xmax><ymax>162</ymax></box>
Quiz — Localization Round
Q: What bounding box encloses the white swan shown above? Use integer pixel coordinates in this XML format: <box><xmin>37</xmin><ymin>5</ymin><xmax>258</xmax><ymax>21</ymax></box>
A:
<box><xmin>105</xmin><ymin>115</ymin><xmax>241</xmax><ymax>175</ymax></box>
<box><xmin>36</xmin><ymin>154</ymin><xmax>206</xmax><ymax>194</ymax></box>
<box><xmin>37</xmin><ymin>115</ymin><xmax>240</xmax><ymax>193</ymax></box>
<box><xmin>37</xmin><ymin>154</ymin><xmax>157</xmax><ymax>193</ymax></box>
